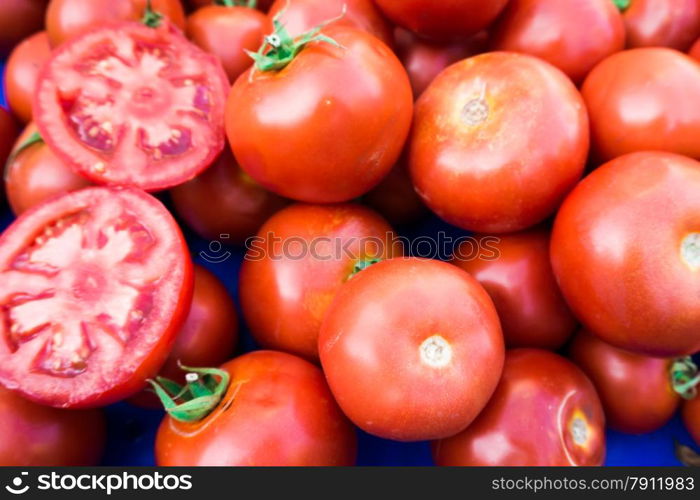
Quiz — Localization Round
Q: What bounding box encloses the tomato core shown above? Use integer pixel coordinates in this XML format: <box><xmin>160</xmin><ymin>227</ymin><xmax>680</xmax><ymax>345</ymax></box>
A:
<box><xmin>681</xmin><ymin>233</ymin><xmax>700</xmax><ymax>269</ymax></box>
<box><xmin>461</xmin><ymin>97</ymin><xmax>489</xmax><ymax>126</ymax></box>
<box><xmin>419</xmin><ymin>335</ymin><xmax>452</xmax><ymax>368</ymax></box>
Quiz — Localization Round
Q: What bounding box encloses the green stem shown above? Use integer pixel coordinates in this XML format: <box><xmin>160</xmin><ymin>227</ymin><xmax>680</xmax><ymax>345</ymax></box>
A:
<box><xmin>215</xmin><ymin>0</ymin><xmax>257</xmax><ymax>7</ymax></box>
<box><xmin>4</xmin><ymin>130</ymin><xmax>43</xmax><ymax>182</ymax></box>
<box><xmin>612</xmin><ymin>0</ymin><xmax>631</xmax><ymax>11</ymax></box>
<box><xmin>670</xmin><ymin>357</ymin><xmax>700</xmax><ymax>400</ymax></box>
<box><xmin>348</xmin><ymin>257</ymin><xmax>382</xmax><ymax>280</ymax></box>
<box><xmin>141</xmin><ymin>0</ymin><xmax>164</xmax><ymax>28</ymax></box>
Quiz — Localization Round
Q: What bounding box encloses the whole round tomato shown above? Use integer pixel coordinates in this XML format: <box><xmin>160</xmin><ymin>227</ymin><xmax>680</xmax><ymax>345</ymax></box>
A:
<box><xmin>691</xmin><ymin>37</ymin><xmax>700</xmax><ymax>60</ymax></box>
<box><xmin>155</xmin><ymin>350</ymin><xmax>357</xmax><ymax>466</ymax></box>
<box><xmin>433</xmin><ymin>349</ymin><xmax>606</xmax><ymax>466</ymax></box>
<box><xmin>186</xmin><ymin>5</ymin><xmax>270</xmax><ymax>84</ymax></box>
<box><xmin>551</xmin><ymin>152</ymin><xmax>700</xmax><ymax>357</ymax></box>
<box><xmin>226</xmin><ymin>26</ymin><xmax>413</xmax><ymax>203</ymax></box>
<box><xmin>0</xmin><ymin>187</ymin><xmax>193</xmax><ymax>408</ymax></box>
<box><xmin>6</xmin><ymin>122</ymin><xmax>92</xmax><ymax>216</ymax></box>
<box><xmin>453</xmin><ymin>227</ymin><xmax>577</xmax><ymax>350</ymax></box>
<box><xmin>240</xmin><ymin>203</ymin><xmax>400</xmax><ymax>360</ymax></box>
<box><xmin>684</xmin><ymin>396</ymin><xmax>700</xmax><ymax>446</ymax></box>
<box><xmin>582</xmin><ymin>48</ymin><xmax>700</xmax><ymax>162</ymax></box>
<box><xmin>363</xmin><ymin>162</ymin><xmax>427</xmax><ymax>227</ymax></box>
<box><xmin>374</xmin><ymin>0</ymin><xmax>509</xmax><ymax>41</ymax></box>
<box><xmin>4</xmin><ymin>31</ymin><xmax>52</xmax><ymax>124</ymax></box>
<box><xmin>0</xmin><ymin>107</ymin><xmax>19</xmax><ymax>172</ymax></box>
<box><xmin>569</xmin><ymin>330</ymin><xmax>680</xmax><ymax>434</ymax></box>
<box><xmin>34</xmin><ymin>22</ymin><xmax>229</xmax><ymax>192</ymax></box>
<box><xmin>0</xmin><ymin>0</ymin><xmax>47</xmax><ymax>57</ymax></box>
<box><xmin>622</xmin><ymin>0</ymin><xmax>700</xmax><ymax>51</ymax></box>
<box><xmin>490</xmin><ymin>0</ymin><xmax>625</xmax><ymax>84</ymax></box>
<box><xmin>170</xmin><ymin>148</ymin><xmax>288</xmax><ymax>244</ymax></box>
<box><xmin>319</xmin><ymin>258</ymin><xmax>505</xmax><ymax>441</ymax></box>
<box><xmin>0</xmin><ymin>386</ymin><xmax>106</xmax><ymax>465</ymax></box>
<box><xmin>45</xmin><ymin>0</ymin><xmax>186</xmax><ymax>46</ymax></box>
<box><xmin>409</xmin><ymin>52</ymin><xmax>588</xmax><ymax>233</ymax></box>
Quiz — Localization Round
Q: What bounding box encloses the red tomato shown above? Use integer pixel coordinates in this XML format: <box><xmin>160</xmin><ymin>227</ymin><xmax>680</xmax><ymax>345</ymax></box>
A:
<box><xmin>569</xmin><ymin>330</ymin><xmax>680</xmax><ymax>434</ymax></box>
<box><xmin>4</xmin><ymin>31</ymin><xmax>52</xmax><ymax>124</ymax></box>
<box><xmin>34</xmin><ymin>22</ymin><xmax>229</xmax><ymax>192</ymax></box>
<box><xmin>684</xmin><ymin>396</ymin><xmax>700</xmax><ymax>446</ymax></box>
<box><xmin>363</xmin><ymin>162</ymin><xmax>428</xmax><ymax>226</ymax></box>
<box><xmin>156</xmin><ymin>350</ymin><xmax>357</xmax><ymax>465</ymax></box>
<box><xmin>45</xmin><ymin>0</ymin><xmax>186</xmax><ymax>47</ymax></box>
<box><xmin>551</xmin><ymin>152</ymin><xmax>700</xmax><ymax>357</ymax></box>
<box><xmin>374</xmin><ymin>0</ymin><xmax>508</xmax><ymax>41</ymax></box>
<box><xmin>6</xmin><ymin>122</ymin><xmax>92</xmax><ymax>216</ymax></box>
<box><xmin>0</xmin><ymin>0</ymin><xmax>47</xmax><ymax>57</ymax></box>
<box><xmin>268</xmin><ymin>0</ymin><xmax>393</xmax><ymax>47</ymax></box>
<box><xmin>0</xmin><ymin>108</ymin><xmax>19</xmax><ymax>172</ymax></box>
<box><xmin>691</xmin><ymin>37</ymin><xmax>700</xmax><ymax>60</ymax></box>
<box><xmin>433</xmin><ymin>349</ymin><xmax>605</xmax><ymax>465</ymax></box>
<box><xmin>170</xmin><ymin>148</ymin><xmax>288</xmax><ymax>244</ymax></box>
<box><xmin>186</xmin><ymin>5</ymin><xmax>270</xmax><ymax>84</ymax></box>
<box><xmin>0</xmin><ymin>187</ymin><xmax>194</xmax><ymax>408</ymax></box>
<box><xmin>582</xmin><ymin>48</ymin><xmax>700</xmax><ymax>162</ymax></box>
<box><xmin>409</xmin><ymin>52</ymin><xmax>588</xmax><ymax>233</ymax></box>
<box><xmin>319</xmin><ymin>258</ymin><xmax>504</xmax><ymax>441</ymax></box>
<box><xmin>490</xmin><ymin>0</ymin><xmax>625</xmax><ymax>84</ymax></box>
<box><xmin>622</xmin><ymin>0</ymin><xmax>700</xmax><ymax>51</ymax></box>
<box><xmin>240</xmin><ymin>203</ymin><xmax>400</xmax><ymax>360</ymax></box>
<box><xmin>0</xmin><ymin>386</ymin><xmax>106</xmax><ymax>465</ymax></box>
<box><xmin>226</xmin><ymin>26</ymin><xmax>412</xmax><ymax>203</ymax></box>
<box><xmin>453</xmin><ymin>228</ymin><xmax>577</xmax><ymax>350</ymax></box>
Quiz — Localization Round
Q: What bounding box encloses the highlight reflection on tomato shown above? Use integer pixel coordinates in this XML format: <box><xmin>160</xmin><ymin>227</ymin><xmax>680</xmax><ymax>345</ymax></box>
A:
<box><xmin>4</xmin><ymin>31</ymin><xmax>52</xmax><ymax>123</ymax></box>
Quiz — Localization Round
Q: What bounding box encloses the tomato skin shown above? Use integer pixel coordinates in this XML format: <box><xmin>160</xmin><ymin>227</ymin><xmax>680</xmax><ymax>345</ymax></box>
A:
<box><xmin>0</xmin><ymin>108</ymin><xmax>19</xmax><ymax>175</ymax></box>
<box><xmin>363</xmin><ymin>162</ymin><xmax>427</xmax><ymax>227</ymax></box>
<box><xmin>433</xmin><ymin>349</ymin><xmax>605</xmax><ymax>466</ymax></box>
<box><xmin>551</xmin><ymin>152</ymin><xmax>700</xmax><ymax>357</ymax></box>
<box><xmin>6</xmin><ymin>122</ymin><xmax>92</xmax><ymax>216</ymax></box>
<box><xmin>691</xmin><ymin>37</ymin><xmax>700</xmax><ymax>60</ymax></box>
<box><xmin>623</xmin><ymin>0</ymin><xmax>700</xmax><ymax>51</ymax></box>
<box><xmin>240</xmin><ymin>203</ymin><xmax>400</xmax><ymax>360</ymax></box>
<box><xmin>226</xmin><ymin>26</ymin><xmax>413</xmax><ymax>203</ymax></box>
<box><xmin>582</xmin><ymin>48</ymin><xmax>700</xmax><ymax>162</ymax></box>
<box><xmin>156</xmin><ymin>350</ymin><xmax>357</xmax><ymax>466</ymax></box>
<box><xmin>319</xmin><ymin>258</ymin><xmax>505</xmax><ymax>441</ymax></box>
<box><xmin>5</xmin><ymin>31</ymin><xmax>52</xmax><ymax>124</ymax></box>
<box><xmin>683</xmin><ymin>396</ymin><xmax>700</xmax><ymax>446</ymax></box>
<box><xmin>0</xmin><ymin>0</ymin><xmax>47</xmax><ymax>57</ymax></box>
<box><xmin>454</xmin><ymin>228</ymin><xmax>577</xmax><ymax>350</ymax></box>
<box><xmin>409</xmin><ymin>52</ymin><xmax>588</xmax><ymax>233</ymax></box>
<box><xmin>490</xmin><ymin>0</ymin><xmax>625</xmax><ymax>84</ymax></box>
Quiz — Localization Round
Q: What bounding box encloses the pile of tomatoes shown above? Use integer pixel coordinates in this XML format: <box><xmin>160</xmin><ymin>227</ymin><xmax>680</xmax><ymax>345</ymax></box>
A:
<box><xmin>0</xmin><ymin>0</ymin><xmax>698</xmax><ymax>467</ymax></box>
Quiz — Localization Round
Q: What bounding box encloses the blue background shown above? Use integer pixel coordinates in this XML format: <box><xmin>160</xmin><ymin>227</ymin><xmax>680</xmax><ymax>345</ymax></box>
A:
<box><xmin>0</xmin><ymin>60</ymin><xmax>696</xmax><ymax>466</ymax></box>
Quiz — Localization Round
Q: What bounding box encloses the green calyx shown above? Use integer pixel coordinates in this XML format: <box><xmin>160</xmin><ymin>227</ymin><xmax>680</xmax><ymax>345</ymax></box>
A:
<box><xmin>348</xmin><ymin>257</ymin><xmax>382</xmax><ymax>280</ymax></box>
<box><xmin>149</xmin><ymin>364</ymin><xmax>230</xmax><ymax>423</ymax></box>
<box><xmin>141</xmin><ymin>0</ymin><xmax>164</xmax><ymax>28</ymax></box>
<box><xmin>216</xmin><ymin>0</ymin><xmax>257</xmax><ymax>7</ymax></box>
<box><xmin>612</xmin><ymin>0</ymin><xmax>631</xmax><ymax>11</ymax></box>
<box><xmin>4</xmin><ymin>130</ymin><xmax>43</xmax><ymax>182</ymax></box>
<box><xmin>670</xmin><ymin>357</ymin><xmax>700</xmax><ymax>400</ymax></box>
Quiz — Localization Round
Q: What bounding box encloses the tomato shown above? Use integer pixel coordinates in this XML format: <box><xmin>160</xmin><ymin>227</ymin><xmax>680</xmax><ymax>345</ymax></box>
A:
<box><xmin>691</xmin><ymin>37</ymin><xmax>700</xmax><ymax>60</ymax></box>
<box><xmin>684</xmin><ymin>396</ymin><xmax>700</xmax><ymax>446</ymax></box>
<box><xmin>0</xmin><ymin>108</ymin><xmax>19</xmax><ymax>173</ymax></box>
<box><xmin>268</xmin><ymin>0</ymin><xmax>393</xmax><ymax>47</ymax></box>
<box><xmin>551</xmin><ymin>152</ymin><xmax>700</xmax><ymax>357</ymax></box>
<box><xmin>170</xmin><ymin>147</ymin><xmax>288</xmax><ymax>244</ymax></box>
<box><xmin>226</xmin><ymin>26</ymin><xmax>412</xmax><ymax>203</ymax></box>
<box><xmin>582</xmin><ymin>48</ymin><xmax>700</xmax><ymax>162</ymax></box>
<box><xmin>6</xmin><ymin>123</ymin><xmax>92</xmax><ymax>216</ymax></box>
<box><xmin>240</xmin><ymin>203</ymin><xmax>400</xmax><ymax>360</ymax></box>
<box><xmin>34</xmin><ymin>22</ymin><xmax>229</xmax><ymax>192</ymax></box>
<box><xmin>0</xmin><ymin>0</ymin><xmax>47</xmax><ymax>57</ymax></box>
<box><xmin>0</xmin><ymin>386</ymin><xmax>106</xmax><ymax>465</ymax></box>
<box><xmin>4</xmin><ymin>31</ymin><xmax>52</xmax><ymax>124</ymax></box>
<box><xmin>622</xmin><ymin>0</ymin><xmax>700</xmax><ymax>51</ymax></box>
<box><xmin>453</xmin><ymin>227</ymin><xmax>577</xmax><ymax>350</ymax></box>
<box><xmin>186</xmin><ymin>5</ymin><xmax>270</xmax><ymax>84</ymax></box>
<box><xmin>46</xmin><ymin>0</ymin><xmax>186</xmax><ymax>47</ymax></box>
<box><xmin>363</xmin><ymin>162</ymin><xmax>427</xmax><ymax>227</ymax></box>
<box><xmin>319</xmin><ymin>258</ymin><xmax>504</xmax><ymax>441</ymax></box>
<box><xmin>156</xmin><ymin>350</ymin><xmax>357</xmax><ymax>465</ymax></box>
<box><xmin>409</xmin><ymin>52</ymin><xmax>588</xmax><ymax>233</ymax></box>
<box><xmin>433</xmin><ymin>349</ymin><xmax>605</xmax><ymax>465</ymax></box>
<box><xmin>0</xmin><ymin>187</ymin><xmax>194</xmax><ymax>408</ymax></box>
<box><xmin>569</xmin><ymin>330</ymin><xmax>680</xmax><ymax>434</ymax></box>
<box><xmin>374</xmin><ymin>0</ymin><xmax>509</xmax><ymax>41</ymax></box>
<box><xmin>490</xmin><ymin>0</ymin><xmax>625</xmax><ymax>84</ymax></box>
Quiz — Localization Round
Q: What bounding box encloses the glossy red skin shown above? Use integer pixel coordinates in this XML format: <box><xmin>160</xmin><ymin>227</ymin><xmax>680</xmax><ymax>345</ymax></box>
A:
<box><xmin>490</xmin><ymin>0</ymin><xmax>625</xmax><ymax>84</ymax></box>
<box><xmin>410</xmin><ymin>52</ymin><xmax>589</xmax><ymax>233</ymax></box>
<box><xmin>186</xmin><ymin>6</ymin><xmax>270</xmax><ymax>84</ymax></box>
<box><xmin>433</xmin><ymin>349</ymin><xmax>606</xmax><ymax>466</ymax></box>
<box><xmin>691</xmin><ymin>37</ymin><xmax>700</xmax><ymax>60</ymax></box>
<box><xmin>6</xmin><ymin>122</ymin><xmax>92</xmax><ymax>216</ymax></box>
<box><xmin>46</xmin><ymin>0</ymin><xmax>186</xmax><ymax>46</ymax></box>
<box><xmin>363</xmin><ymin>162</ymin><xmax>427</xmax><ymax>227</ymax></box>
<box><xmin>623</xmin><ymin>0</ymin><xmax>700</xmax><ymax>51</ymax></box>
<box><xmin>0</xmin><ymin>0</ymin><xmax>47</xmax><ymax>57</ymax></box>
<box><xmin>454</xmin><ymin>228</ymin><xmax>577</xmax><ymax>350</ymax></box>
<box><xmin>226</xmin><ymin>26</ymin><xmax>413</xmax><ymax>203</ymax></box>
<box><xmin>582</xmin><ymin>48</ymin><xmax>700</xmax><ymax>162</ymax></box>
<box><xmin>171</xmin><ymin>148</ymin><xmax>288</xmax><ymax>244</ymax></box>
<box><xmin>319</xmin><ymin>258</ymin><xmax>505</xmax><ymax>441</ymax></box>
<box><xmin>374</xmin><ymin>0</ymin><xmax>508</xmax><ymax>41</ymax></box>
<box><xmin>551</xmin><ymin>152</ymin><xmax>700</xmax><ymax>357</ymax></box>
<box><xmin>0</xmin><ymin>108</ymin><xmax>19</xmax><ymax>174</ymax></box>
<box><xmin>569</xmin><ymin>330</ymin><xmax>679</xmax><ymax>434</ymax></box>
<box><xmin>5</xmin><ymin>31</ymin><xmax>52</xmax><ymax>123</ymax></box>
<box><xmin>0</xmin><ymin>387</ymin><xmax>106</xmax><ymax>465</ymax></box>
<box><xmin>268</xmin><ymin>0</ymin><xmax>393</xmax><ymax>47</ymax></box>
<box><xmin>240</xmin><ymin>203</ymin><xmax>400</xmax><ymax>360</ymax></box>
<box><xmin>683</xmin><ymin>396</ymin><xmax>700</xmax><ymax>446</ymax></box>
<box><xmin>156</xmin><ymin>351</ymin><xmax>357</xmax><ymax>466</ymax></box>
